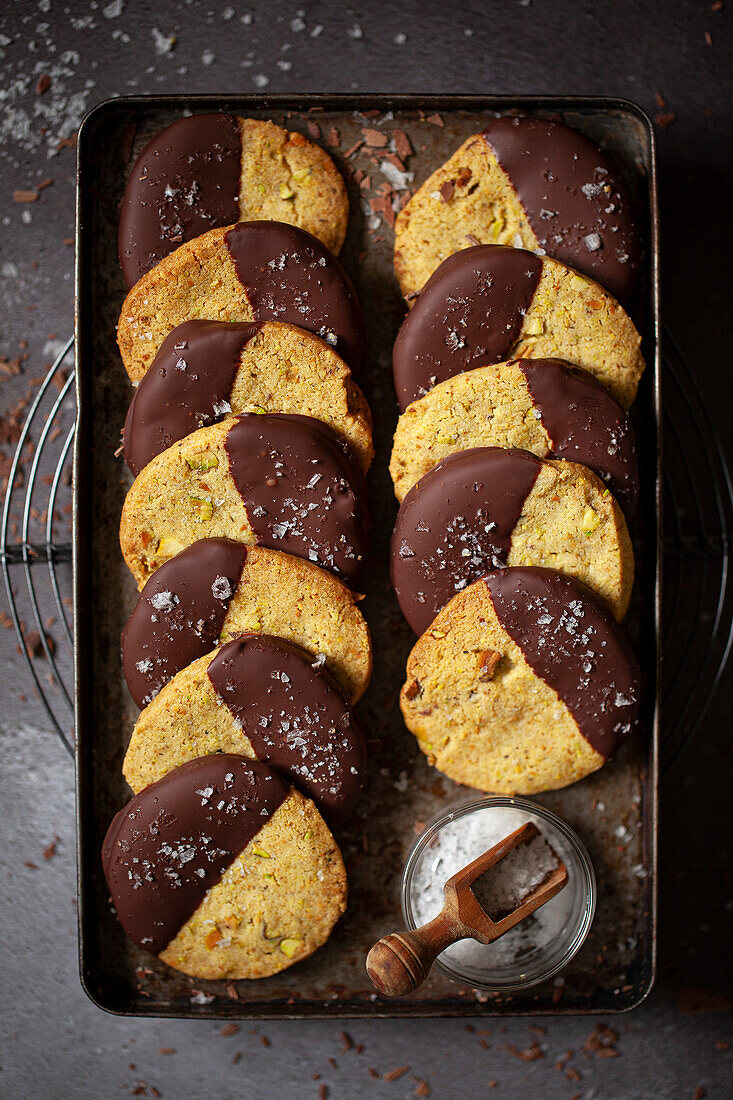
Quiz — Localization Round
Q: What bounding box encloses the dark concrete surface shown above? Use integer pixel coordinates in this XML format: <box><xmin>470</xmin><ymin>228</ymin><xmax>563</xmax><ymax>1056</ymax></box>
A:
<box><xmin>0</xmin><ymin>1</ymin><xmax>731</xmax><ymax>1097</ymax></box>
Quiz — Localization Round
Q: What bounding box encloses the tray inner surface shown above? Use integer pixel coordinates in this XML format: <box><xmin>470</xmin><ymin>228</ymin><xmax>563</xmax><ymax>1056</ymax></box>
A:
<box><xmin>75</xmin><ymin>95</ymin><xmax>658</xmax><ymax>1018</ymax></box>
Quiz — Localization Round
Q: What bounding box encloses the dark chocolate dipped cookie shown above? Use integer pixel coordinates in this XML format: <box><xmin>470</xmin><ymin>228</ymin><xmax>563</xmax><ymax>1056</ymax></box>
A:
<box><xmin>103</xmin><ymin>754</ymin><xmax>347</xmax><ymax>979</ymax></box>
<box><xmin>117</xmin><ymin>220</ymin><xmax>366</xmax><ymax>382</ymax></box>
<box><xmin>391</xmin><ymin>447</ymin><xmax>634</xmax><ymax>634</ymax></box>
<box><xmin>400</xmin><ymin>567</ymin><xmax>641</xmax><ymax>795</ymax></box>
<box><xmin>122</xmin><ymin>634</ymin><xmax>367</xmax><ymax>825</ymax></box>
<box><xmin>123</xmin><ymin>319</ymin><xmax>373</xmax><ymax>476</ymax></box>
<box><xmin>390</xmin><ymin>358</ymin><xmax>639</xmax><ymax>514</ymax></box>
<box><xmin>119</xmin><ymin>114</ymin><xmax>348</xmax><ymax>287</ymax></box>
<box><xmin>394</xmin><ymin>117</ymin><xmax>640</xmax><ymax>303</ymax></box>
<box><xmin>119</xmin><ymin>412</ymin><xmax>370</xmax><ymax>589</ymax></box>
<box><xmin>392</xmin><ymin>245</ymin><xmax>644</xmax><ymax>410</ymax></box>
<box><xmin>122</xmin><ymin>539</ymin><xmax>371</xmax><ymax>707</ymax></box>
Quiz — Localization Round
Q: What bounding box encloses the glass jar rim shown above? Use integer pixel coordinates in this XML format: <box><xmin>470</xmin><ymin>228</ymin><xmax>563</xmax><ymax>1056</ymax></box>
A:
<box><xmin>401</xmin><ymin>794</ymin><xmax>597</xmax><ymax>993</ymax></box>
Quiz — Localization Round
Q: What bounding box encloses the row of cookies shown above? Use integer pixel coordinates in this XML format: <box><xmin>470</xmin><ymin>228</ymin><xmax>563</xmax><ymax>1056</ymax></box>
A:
<box><xmin>388</xmin><ymin>117</ymin><xmax>643</xmax><ymax>796</ymax></box>
<box><xmin>102</xmin><ymin>115</ymin><xmax>373</xmax><ymax>980</ymax></box>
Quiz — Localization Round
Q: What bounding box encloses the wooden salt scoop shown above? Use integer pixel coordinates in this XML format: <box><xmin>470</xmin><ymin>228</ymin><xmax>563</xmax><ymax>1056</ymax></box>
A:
<box><xmin>366</xmin><ymin>822</ymin><xmax>568</xmax><ymax>997</ymax></box>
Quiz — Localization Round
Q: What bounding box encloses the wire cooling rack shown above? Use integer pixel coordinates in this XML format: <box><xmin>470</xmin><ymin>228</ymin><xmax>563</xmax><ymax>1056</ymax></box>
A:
<box><xmin>2</xmin><ymin>331</ymin><xmax>732</xmax><ymax>771</ymax></box>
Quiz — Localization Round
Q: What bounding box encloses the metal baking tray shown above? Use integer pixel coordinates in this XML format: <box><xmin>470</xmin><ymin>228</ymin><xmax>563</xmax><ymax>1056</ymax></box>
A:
<box><xmin>74</xmin><ymin>94</ymin><xmax>660</xmax><ymax>1018</ymax></box>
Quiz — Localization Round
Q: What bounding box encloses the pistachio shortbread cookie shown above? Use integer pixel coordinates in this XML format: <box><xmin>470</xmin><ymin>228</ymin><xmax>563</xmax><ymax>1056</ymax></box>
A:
<box><xmin>120</xmin><ymin>412</ymin><xmax>370</xmax><ymax>589</ymax></box>
<box><xmin>122</xmin><ymin>539</ymin><xmax>372</xmax><ymax>707</ymax></box>
<box><xmin>390</xmin><ymin>358</ymin><xmax>639</xmax><ymax>514</ymax></box>
<box><xmin>394</xmin><ymin>117</ymin><xmax>640</xmax><ymax>302</ymax></box>
<box><xmin>103</xmin><ymin>754</ymin><xmax>347</xmax><ymax>980</ymax></box>
<box><xmin>392</xmin><ymin>244</ymin><xmax>644</xmax><ymax>410</ymax></box>
<box><xmin>118</xmin><ymin>220</ymin><xmax>365</xmax><ymax>383</ymax></box>
<box><xmin>391</xmin><ymin>447</ymin><xmax>633</xmax><ymax>634</ymax></box>
<box><xmin>118</xmin><ymin>114</ymin><xmax>349</xmax><ymax>287</ymax></box>
<box><xmin>400</xmin><ymin>568</ymin><xmax>640</xmax><ymax>796</ymax></box>
<box><xmin>123</xmin><ymin>634</ymin><xmax>367</xmax><ymax>824</ymax></box>
<box><xmin>123</xmin><ymin>319</ymin><xmax>373</xmax><ymax>476</ymax></box>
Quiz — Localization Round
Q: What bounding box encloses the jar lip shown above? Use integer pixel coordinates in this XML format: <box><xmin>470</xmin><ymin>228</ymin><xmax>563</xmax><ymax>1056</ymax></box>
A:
<box><xmin>400</xmin><ymin>795</ymin><xmax>597</xmax><ymax>993</ymax></box>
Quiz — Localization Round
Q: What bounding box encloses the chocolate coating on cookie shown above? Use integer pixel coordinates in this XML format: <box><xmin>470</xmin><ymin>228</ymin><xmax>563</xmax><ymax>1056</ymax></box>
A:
<box><xmin>225</xmin><ymin>413</ymin><xmax>369</xmax><ymax>586</ymax></box>
<box><xmin>392</xmin><ymin>245</ymin><xmax>542</xmax><ymax>411</ymax></box>
<box><xmin>224</xmin><ymin>221</ymin><xmax>366</xmax><ymax>372</ymax></box>
<box><xmin>102</xmin><ymin>754</ymin><xmax>288</xmax><ymax>955</ymax></box>
<box><xmin>118</xmin><ymin>114</ymin><xmax>242</xmax><ymax>289</ymax></box>
<box><xmin>517</xmin><ymin>359</ymin><xmax>639</xmax><ymax>515</ymax></box>
<box><xmin>482</xmin><ymin>117</ymin><xmax>640</xmax><ymax>302</ymax></box>
<box><xmin>121</xmin><ymin>538</ymin><xmax>248</xmax><ymax>708</ymax></box>
<box><xmin>124</xmin><ymin>320</ymin><xmax>261</xmax><ymax>475</ymax></box>
<box><xmin>391</xmin><ymin>448</ymin><xmax>542</xmax><ymax>635</ymax></box>
<box><xmin>485</xmin><ymin>567</ymin><xmax>640</xmax><ymax>758</ymax></box>
<box><xmin>207</xmin><ymin>635</ymin><xmax>366</xmax><ymax>822</ymax></box>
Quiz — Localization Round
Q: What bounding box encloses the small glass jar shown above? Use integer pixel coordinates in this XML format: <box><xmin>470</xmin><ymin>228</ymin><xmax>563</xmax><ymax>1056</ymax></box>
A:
<box><xmin>401</xmin><ymin>795</ymin><xmax>596</xmax><ymax>993</ymax></box>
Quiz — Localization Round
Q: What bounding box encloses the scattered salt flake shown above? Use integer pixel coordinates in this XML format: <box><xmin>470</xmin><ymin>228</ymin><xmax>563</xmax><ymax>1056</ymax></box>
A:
<box><xmin>151</xmin><ymin>28</ymin><xmax>176</xmax><ymax>55</ymax></box>
<box><xmin>149</xmin><ymin>590</ymin><xmax>179</xmax><ymax>612</ymax></box>
<box><xmin>211</xmin><ymin>576</ymin><xmax>233</xmax><ymax>600</ymax></box>
<box><xmin>380</xmin><ymin>159</ymin><xmax>413</xmax><ymax>190</ymax></box>
<box><xmin>190</xmin><ymin>990</ymin><xmax>215</xmax><ymax>1005</ymax></box>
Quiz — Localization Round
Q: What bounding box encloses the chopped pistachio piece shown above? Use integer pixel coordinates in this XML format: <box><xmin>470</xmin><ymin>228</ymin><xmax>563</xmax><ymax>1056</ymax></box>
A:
<box><xmin>523</xmin><ymin>316</ymin><xmax>544</xmax><ymax>336</ymax></box>
<box><xmin>157</xmin><ymin>536</ymin><xmax>186</xmax><ymax>559</ymax></box>
<box><xmin>188</xmin><ymin>494</ymin><xmax>213</xmax><ymax>520</ymax></box>
<box><xmin>186</xmin><ymin>450</ymin><xmax>219</xmax><ymax>471</ymax></box>
<box><xmin>252</xmin><ymin>846</ymin><xmax>271</xmax><ymax>859</ymax></box>
<box><xmin>581</xmin><ymin>506</ymin><xmax>600</xmax><ymax>533</ymax></box>
<box><xmin>279</xmin><ymin>938</ymin><xmax>301</xmax><ymax>958</ymax></box>
<box><xmin>279</xmin><ymin>182</ymin><xmax>295</xmax><ymax>199</ymax></box>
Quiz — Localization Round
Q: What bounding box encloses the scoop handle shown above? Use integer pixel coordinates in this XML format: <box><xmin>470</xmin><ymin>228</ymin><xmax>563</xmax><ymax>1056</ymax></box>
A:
<box><xmin>366</xmin><ymin>913</ymin><xmax>459</xmax><ymax>997</ymax></box>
